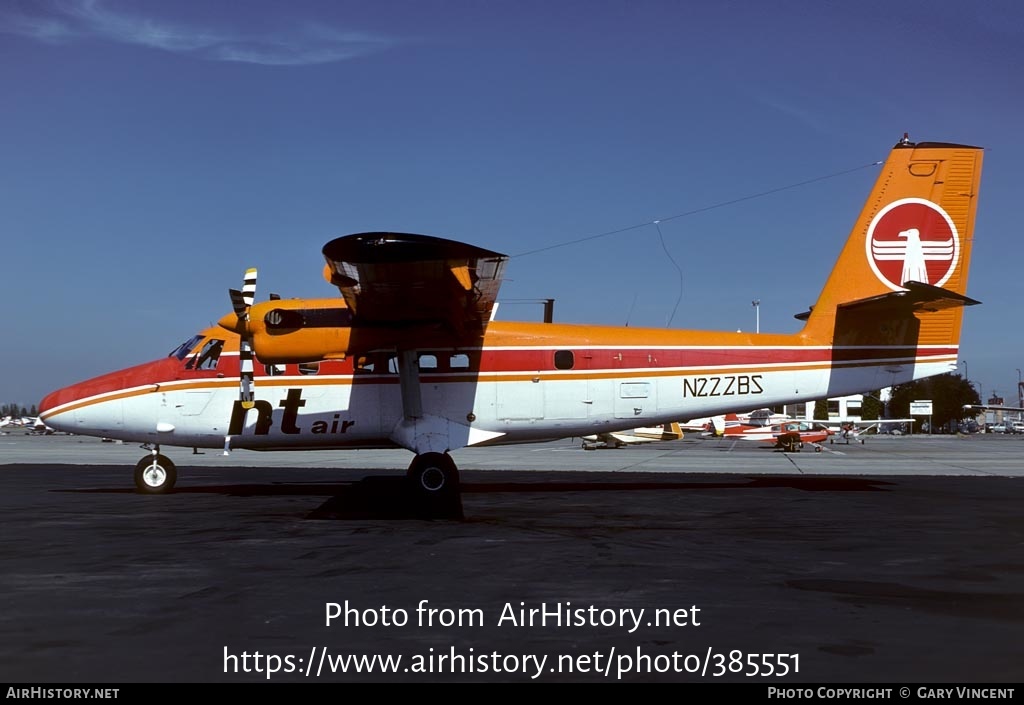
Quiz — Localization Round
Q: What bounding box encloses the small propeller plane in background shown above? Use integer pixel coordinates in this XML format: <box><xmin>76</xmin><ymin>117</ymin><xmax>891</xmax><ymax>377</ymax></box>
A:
<box><xmin>39</xmin><ymin>137</ymin><xmax>984</xmax><ymax>502</ymax></box>
<box><xmin>699</xmin><ymin>407</ymin><xmax>793</xmax><ymax>435</ymax></box>
<box><xmin>0</xmin><ymin>416</ymin><xmax>51</xmax><ymax>434</ymax></box>
<box><xmin>819</xmin><ymin>418</ymin><xmax>916</xmax><ymax>443</ymax></box>
<box><xmin>963</xmin><ymin>404</ymin><xmax>1024</xmax><ymax>415</ymax></box>
<box><xmin>580</xmin><ymin>422</ymin><xmax>684</xmax><ymax>450</ymax></box>
<box><xmin>963</xmin><ymin>404</ymin><xmax>1024</xmax><ymax>433</ymax></box>
<box><xmin>709</xmin><ymin>413</ymin><xmax>834</xmax><ymax>452</ymax></box>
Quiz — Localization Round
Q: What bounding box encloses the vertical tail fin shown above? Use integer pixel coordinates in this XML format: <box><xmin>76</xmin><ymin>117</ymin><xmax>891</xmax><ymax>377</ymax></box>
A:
<box><xmin>800</xmin><ymin>138</ymin><xmax>983</xmax><ymax>354</ymax></box>
<box><xmin>662</xmin><ymin>422</ymin><xmax>684</xmax><ymax>440</ymax></box>
<box><xmin>716</xmin><ymin>413</ymin><xmax>740</xmax><ymax>436</ymax></box>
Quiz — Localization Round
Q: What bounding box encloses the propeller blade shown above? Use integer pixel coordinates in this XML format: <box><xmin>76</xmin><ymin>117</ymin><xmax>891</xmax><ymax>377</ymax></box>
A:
<box><xmin>241</xmin><ymin>268</ymin><xmax>257</xmax><ymax>308</ymax></box>
<box><xmin>229</xmin><ymin>289</ymin><xmax>247</xmax><ymax>317</ymax></box>
<box><xmin>229</xmin><ymin>268</ymin><xmax>258</xmax><ymax>409</ymax></box>
<box><xmin>239</xmin><ymin>338</ymin><xmax>255</xmax><ymax>409</ymax></box>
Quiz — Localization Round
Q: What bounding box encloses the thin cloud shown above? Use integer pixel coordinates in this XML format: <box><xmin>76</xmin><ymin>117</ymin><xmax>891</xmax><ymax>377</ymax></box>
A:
<box><xmin>0</xmin><ymin>0</ymin><xmax>395</xmax><ymax>65</ymax></box>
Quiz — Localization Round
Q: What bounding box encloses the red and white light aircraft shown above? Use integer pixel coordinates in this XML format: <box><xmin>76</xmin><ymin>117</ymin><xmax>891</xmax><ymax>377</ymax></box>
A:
<box><xmin>711</xmin><ymin>413</ymin><xmax>833</xmax><ymax>452</ymax></box>
<box><xmin>39</xmin><ymin>138</ymin><xmax>983</xmax><ymax>500</ymax></box>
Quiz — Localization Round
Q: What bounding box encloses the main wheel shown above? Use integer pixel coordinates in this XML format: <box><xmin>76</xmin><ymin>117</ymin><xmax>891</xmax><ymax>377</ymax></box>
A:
<box><xmin>134</xmin><ymin>454</ymin><xmax>177</xmax><ymax>494</ymax></box>
<box><xmin>406</xmin><ymin>452</ymin><xmax>460</xmax><ymax>497</ymax></box>
<box><xmin>778</xmin><ymin>434</ymin><xmax>800</xmax><ymax>453</ymax></box>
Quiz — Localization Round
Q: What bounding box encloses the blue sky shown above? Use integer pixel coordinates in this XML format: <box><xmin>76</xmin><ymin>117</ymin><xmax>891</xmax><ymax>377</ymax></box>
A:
<box><xmin>3</xmin><ymin>0</ymin><xmax>1023</xmax><ymax>408</ymax></box>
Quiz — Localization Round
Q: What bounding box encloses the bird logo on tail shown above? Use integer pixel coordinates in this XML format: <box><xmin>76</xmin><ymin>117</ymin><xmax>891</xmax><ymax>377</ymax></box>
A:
<box><xmin>866</xmin><ymin>197</ymin><xmax>958</xmax><ymax>290</ymax></box>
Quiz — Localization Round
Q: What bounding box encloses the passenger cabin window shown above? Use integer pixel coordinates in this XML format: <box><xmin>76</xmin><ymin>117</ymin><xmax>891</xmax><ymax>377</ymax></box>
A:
<box><xmin>265</xmin><ymin>364</ymin><xmax>286</xmax><ymax>376</ymax></box>
<box><xmin>354</xmin><ymin>353</ymin><xmax>400</xmax><ymax>374</ymax></box>
<box><xmin>298</xmin><ymin>362</ymin><xmax>320</xmax><ymax>376</ymax></box>
<box><xmin>186</xmin><ymin>339</ymin><xmax>224</xmax><ymax>370</ymax></box>
<box><xmin>418</xmin><ymin>354</ymin><xmax>438</xmax><ymax>370</ymax></box>
<box><xmin>554</xmin><ymin>350</ymin><xmax>574</xmax><ymax>370</ymax></box>
<box><xmin>450</xmin><ymin>353</ymin><xmax>470</xmax><ymax>369</ymax></box>
<box><xmin>169</xmin><ymin>334</ymin><xmax>203</xmax><ymax>361</ymax></box>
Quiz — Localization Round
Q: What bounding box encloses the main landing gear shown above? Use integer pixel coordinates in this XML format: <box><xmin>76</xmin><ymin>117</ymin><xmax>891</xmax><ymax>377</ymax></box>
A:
<box><xmin>406</xmin><ymin>452</ymin><xmax>460</xmax><ymax>498</ymax></box>
<box><xmin>128</xmin><ymin>444</ymin><xmax>462</xmax><ymax>517</ymax></box>
<box><xmin>134</xmin><ymin>449</ymin><xmax>177</xmax><ymax>494</ymax></box>
<box><xmin>775</xmin><ymin>435</ymin><xmax>823</xmax><ymax>453</ymax></box>
<box><xmin>405</xmin><ymin>452</ymin><xmax>463</xmax><ymax>519</ymax></box>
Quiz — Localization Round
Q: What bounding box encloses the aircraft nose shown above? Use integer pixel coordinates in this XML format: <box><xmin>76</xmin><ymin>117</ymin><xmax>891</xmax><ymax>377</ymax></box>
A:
<box><xmin>38</xmin><ymin>388</ymin><xmax>67</xmax><ymax>416</ymax></box>
<box><xmin>38</xmin><ymin>376</ymin><xmax>109</xmax><ymax>432</ymax></box>
<box><xmin>39</xmin><ymin>372</ymin><xmax>123</xmax><ymax>418</ymax></box>
<box><xmin>38</xmin><ymin>357</ymin><xmax>179</xmax><ymax>431</ymax></box>
<box><xmin>39</xmin><ymin>382</ymin><xmax>87</xmax><ymax>433</ymax></box>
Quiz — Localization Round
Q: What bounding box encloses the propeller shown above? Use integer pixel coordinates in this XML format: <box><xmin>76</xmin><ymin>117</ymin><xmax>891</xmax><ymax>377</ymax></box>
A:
<box><xmin>228</xmin><ymin>268</ymin><xmax>258</xmax><ymax>409</ymax></box>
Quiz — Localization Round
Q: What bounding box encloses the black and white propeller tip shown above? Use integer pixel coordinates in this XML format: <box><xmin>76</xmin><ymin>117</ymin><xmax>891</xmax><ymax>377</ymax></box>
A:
<box><xmin>228</xmin><ymin>268</ymin><xmax>258</xmax><ymax>409</ymax></box>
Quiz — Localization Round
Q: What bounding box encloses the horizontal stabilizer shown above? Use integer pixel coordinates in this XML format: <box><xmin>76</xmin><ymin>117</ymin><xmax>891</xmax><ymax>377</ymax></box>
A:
<box><xmin>837</xmin><ymin>281</ymin><xmax>980</xmax><ymax>314</ymax></box>
<box><xmin>795</xmin><ymin>282</ymin><xmax>979</xmax><ymax>321</ymax></box>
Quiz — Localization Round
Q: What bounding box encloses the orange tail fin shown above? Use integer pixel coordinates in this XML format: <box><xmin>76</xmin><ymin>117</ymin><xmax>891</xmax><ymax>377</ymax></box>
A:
<box><xmin>799</xmin><ymin>137</ymin><xmax>983</xmax><ymax>350</ymax></box>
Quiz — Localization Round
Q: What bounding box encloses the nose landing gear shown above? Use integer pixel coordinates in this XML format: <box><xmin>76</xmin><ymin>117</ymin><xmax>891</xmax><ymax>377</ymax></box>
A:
<box><xmin>134</xmin><ymin>449</ymin><xmax>177</xmax><ymax>494</ymax></box>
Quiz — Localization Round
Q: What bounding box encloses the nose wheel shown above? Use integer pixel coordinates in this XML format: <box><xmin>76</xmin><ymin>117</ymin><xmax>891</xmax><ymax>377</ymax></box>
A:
<box><xmin>134</xmin><ymin>453</ymin><xmax>177</xmax><ymax>494</ymax></box>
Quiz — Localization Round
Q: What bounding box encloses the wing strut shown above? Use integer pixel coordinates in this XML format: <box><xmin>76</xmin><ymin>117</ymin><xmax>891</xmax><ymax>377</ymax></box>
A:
<box><xmin>397</xmin><ymin>349</ymin><xmax>423</xmax><ymax>420</ymax></box>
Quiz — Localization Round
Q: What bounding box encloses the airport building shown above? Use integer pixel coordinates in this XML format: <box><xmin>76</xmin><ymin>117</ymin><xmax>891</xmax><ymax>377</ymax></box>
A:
<box><xmin>783</xmin><ymin>391</ymin><xmax>890</xmax><ymax>423</ymax></box>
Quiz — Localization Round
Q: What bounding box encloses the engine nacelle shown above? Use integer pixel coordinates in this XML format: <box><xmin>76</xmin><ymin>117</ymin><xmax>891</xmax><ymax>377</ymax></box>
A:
<box><xmin>220</xmin><ymin>298</ymin><xmax>353</xmax><ymax>364</ymax></box>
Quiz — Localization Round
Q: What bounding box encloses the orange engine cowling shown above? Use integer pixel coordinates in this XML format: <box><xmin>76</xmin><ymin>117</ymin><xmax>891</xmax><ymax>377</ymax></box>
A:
<box><xmin>219</xmin><ymin>298</ymin><xmax>353</xmax><ymax>364</ymax></box>
<box><xmin>219</xmin><ymin>295</ymin><xmax>486</xmax><ymax>363</ymax></box>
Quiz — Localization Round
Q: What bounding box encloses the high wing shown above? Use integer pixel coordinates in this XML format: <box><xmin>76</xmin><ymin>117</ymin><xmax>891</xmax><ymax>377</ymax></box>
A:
<box><xmin>321</xmin><ymin>232</ymin><xmax>508</xmax><ymax>340</ymax></box>
<box><xmin>819</xmin><ymin>418</ymin><xmax>915</xmax><ymax>427</ymax></box>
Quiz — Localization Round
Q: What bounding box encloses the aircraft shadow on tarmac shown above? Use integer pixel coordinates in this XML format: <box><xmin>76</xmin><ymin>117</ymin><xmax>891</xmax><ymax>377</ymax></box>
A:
<box><xmin>58</xmin><ymin>474</ymin><xmax>893</xmax><ymax>521</ymax></box>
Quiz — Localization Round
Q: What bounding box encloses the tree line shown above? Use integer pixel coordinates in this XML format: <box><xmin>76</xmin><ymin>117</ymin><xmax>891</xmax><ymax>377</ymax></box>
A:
<box><xmin>2</xmin><ymin>403</ymin><xmax>38</xmax><ymax>418</ymax></box>
<box><xmin>812</xmin><ymin>373</ymin><xmax>978</xmax><ymax>431</ymax></box>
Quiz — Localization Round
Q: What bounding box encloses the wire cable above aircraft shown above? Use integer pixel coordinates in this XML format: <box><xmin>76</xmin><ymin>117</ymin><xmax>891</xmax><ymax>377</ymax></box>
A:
<box><xmin>513</xmin><ymin>160</ymin><xmax>884</xmax><ymax>258</ymax></box>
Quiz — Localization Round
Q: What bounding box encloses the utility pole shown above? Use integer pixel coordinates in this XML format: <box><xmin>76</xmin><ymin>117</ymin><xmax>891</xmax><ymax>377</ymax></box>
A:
<box><xmin>1017</xmin><ymin>369</ymin><xmax>1022</xmax><ymax>417</ymax></box>
<box><xmin>752</xmin><ymin>300</ymin><xmax>760</xmax><ymax>334</ymax></box>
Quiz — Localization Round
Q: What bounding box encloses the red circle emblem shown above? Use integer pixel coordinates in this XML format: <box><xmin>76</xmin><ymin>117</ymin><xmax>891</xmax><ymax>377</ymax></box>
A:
<box><xmin>865</xmin><ymin>198</ymin><xmax>959</xmax><ymax>291</ymax></box>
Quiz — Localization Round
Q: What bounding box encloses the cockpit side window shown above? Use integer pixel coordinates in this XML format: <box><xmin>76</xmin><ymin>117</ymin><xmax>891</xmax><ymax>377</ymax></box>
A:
<box><xmin>169</xmin><ymin>334</ymin><xmax>204</xmax><ymax>361</ymax></box>
<box><xmin>186</xmin><ymin>339</ymin><xmax>225</xmax><ymax>370</ymax></box>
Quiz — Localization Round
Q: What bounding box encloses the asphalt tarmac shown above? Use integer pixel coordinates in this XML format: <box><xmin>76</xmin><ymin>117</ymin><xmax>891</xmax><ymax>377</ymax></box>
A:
<box><xmin>1</xmin><ymin>433</ymin><xmax>1023</xmax><ymax>683</ymax></box>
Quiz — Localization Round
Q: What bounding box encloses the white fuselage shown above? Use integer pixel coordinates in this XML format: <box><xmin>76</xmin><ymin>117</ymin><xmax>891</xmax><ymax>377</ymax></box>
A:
<box><xmin>44</xmin><ymin>335</ymin><xmax>957</xmax><ymax>455</ymax></box>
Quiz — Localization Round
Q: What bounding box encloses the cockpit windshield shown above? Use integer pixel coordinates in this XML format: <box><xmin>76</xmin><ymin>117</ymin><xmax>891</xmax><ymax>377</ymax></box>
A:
<box><xmin>186</xmin><ymin>338</ymin><xmax>225</xmax><ymax>370</ymax></box>
<box><xmin>169</xmin><ymin>334</ymin><xmax>204</xmax><ymax>361</ymax></box>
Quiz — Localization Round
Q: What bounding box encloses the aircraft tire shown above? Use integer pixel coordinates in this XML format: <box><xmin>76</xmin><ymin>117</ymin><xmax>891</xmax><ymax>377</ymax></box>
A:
<box><xmin>778</xmin><ymin>434</ymin><xmax>800</xmax><ymax>453</ymax></box>
<box><xmin>134</xmin><ymin>454</ymin><xmax>177</xmax><ymax>494</ymax></box>
<box><xmin>407</xmin><ymin>452</ymin><xmax>460</xmax><ymax>498</ymax></box>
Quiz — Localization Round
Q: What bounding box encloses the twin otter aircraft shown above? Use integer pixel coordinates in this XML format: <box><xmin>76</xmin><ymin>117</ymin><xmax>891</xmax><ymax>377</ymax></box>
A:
<box><xmin>40</xmin><ymin>137</ymin><xmax>983</xmax><ymax>499</ymax></box>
